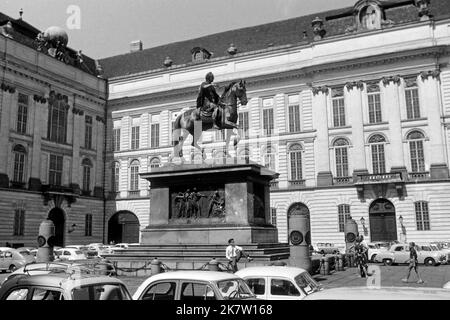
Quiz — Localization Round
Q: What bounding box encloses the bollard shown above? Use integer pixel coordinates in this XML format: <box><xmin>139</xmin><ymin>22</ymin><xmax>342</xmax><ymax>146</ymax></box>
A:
<box><xmin>208</xmin><ymin>258</ymin><xmax>219</xmax><ymax>272</ymax></box>
<box><xmin>151</xmin><ymin>257</ymin><xmax>162</xmax><ymax>275</ymax></box>
<box><xmin>36</xmin><ymin>220</ymin><xmax>55</xmax><ymax>263</ymax></box>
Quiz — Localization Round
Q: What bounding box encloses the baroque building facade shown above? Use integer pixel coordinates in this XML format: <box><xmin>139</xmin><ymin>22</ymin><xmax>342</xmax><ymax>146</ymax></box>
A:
<box><xmin>101</xmin><ymin>0</ymin><xmax>450</xmax><ymax>246</ymax></box>
<box><xmin>0</xmin><ymin>13</ymin><xmax>107</xmax><ymax>247</ymax></box>
<box><xmin>2</xmin><ymin>0</ymin><xmax>450</xmax><ymax>248</ymax></box>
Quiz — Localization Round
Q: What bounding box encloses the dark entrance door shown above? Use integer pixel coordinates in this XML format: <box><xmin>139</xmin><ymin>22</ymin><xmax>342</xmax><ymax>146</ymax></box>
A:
<box><xmin>108</xmin><ymin>211</ymin><xmax>140</xmax><ymax>244</ymax></box>
<box><xmin>369</xmin><ymin>199</ymin><xmax>397</xmax><ymax>242</ymax></box>
<box><xmin>48</xmin><ymin>208</ymin><xmax>65</xmax><ymax>247</ymax></box>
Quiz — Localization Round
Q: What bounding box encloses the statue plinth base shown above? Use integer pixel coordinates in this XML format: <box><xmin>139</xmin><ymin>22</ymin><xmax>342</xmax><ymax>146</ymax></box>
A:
<box><xmin>140</xmin><ymin>160</ymin><xmax>279</xmax><ymax>245</ymax></box>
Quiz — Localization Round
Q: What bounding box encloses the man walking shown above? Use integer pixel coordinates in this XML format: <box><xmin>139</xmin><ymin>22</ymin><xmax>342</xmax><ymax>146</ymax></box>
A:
<box><xmin>402</xmin><ymin>242</ymin><xmax>424</xmax><ymax>284</ymax></box>
<box><xmin>225</xmin><ymin>238</ymin><xmax>253</xmax><ymax>272</ymax></box>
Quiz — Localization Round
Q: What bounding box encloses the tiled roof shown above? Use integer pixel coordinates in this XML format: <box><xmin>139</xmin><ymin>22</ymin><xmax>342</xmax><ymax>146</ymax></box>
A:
<box><xmin>0</xmin><ymin>12</ymin><xmax>98</xmax><ymax>76</ymax></box>
<box><xmin>99</xmin><ymin>0</ymin><xmax>450</xmax><ymax>79</ymax></box>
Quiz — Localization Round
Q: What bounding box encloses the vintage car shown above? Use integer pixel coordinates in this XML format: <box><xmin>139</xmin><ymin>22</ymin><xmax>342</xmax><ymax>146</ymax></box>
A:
<box><xmin>367</xmin><ymin>242</ymin><xmax>389</xmax><ymax>262</ymax></box>
<box><xmin>0</xmin><ymin>273</ymin><xmax>132</xmax><ymax>300</ymax></box>
<box><xmin>236</xmin><ymin>266</ymin><xmax>321</xmax><ymax>300</ymax></box>
<box><xmin>3</xmin><ymin>260</ymin><xmax>116</xmax><ymax>285</ymax></box>
<box><xmin>431</xmin><ymin>241</ymin><xmax>450</xmax><ymax>262</ymax></box>
<box><xmin>303</xmin><ymin>286</ymin><xmax>450</xmax><ymax>300</ymax></box>
<box><xmin>54</xmin><ymin>248</ymin><xmax>87</xmax><ymax>261</ymax></box>
<box><xmin>132</xmin><ymin>271</ymin><xmax>256</xmax><ymax>300</ymax></box>
<box><xmin>313</xmin><ymin>243</ymin><xmax>342</xmax><ymax>255</ymax></box>
<box><xmin>374</xmin><ymin>243</ymin><xmax>446</xmax><ymax>266</ymax></box>
<box><xmin>0</xmin><ymin>248</ymin><xmax>35</xmax><ymax>272</ymax></box>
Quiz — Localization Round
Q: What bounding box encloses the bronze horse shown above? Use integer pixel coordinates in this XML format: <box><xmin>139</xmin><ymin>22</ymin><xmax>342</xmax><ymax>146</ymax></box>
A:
<box><xmin>171</xmin><ymin>80</ymin><xmax>248</xmax><ymax>161</ymax></box>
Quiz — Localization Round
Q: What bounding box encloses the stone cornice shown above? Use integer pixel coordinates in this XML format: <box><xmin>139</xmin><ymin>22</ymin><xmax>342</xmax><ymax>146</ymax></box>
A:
<box><xmin>109</xmin><ymin>45</ymin><xmax>448</xmax><ymax>108</ymax></box>
<box><xmin>1</xmin><ymin>59</ymin><xmax>106</xmax><ymax>107</ymax></box>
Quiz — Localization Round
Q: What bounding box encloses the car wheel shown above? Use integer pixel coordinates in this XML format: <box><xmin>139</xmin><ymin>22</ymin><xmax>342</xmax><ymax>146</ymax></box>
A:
<box><xmin>9</xmin><ymin>264</ymin><xmax>17</xmax><ymax>272</ymax></box>
<box><xmin>371</xmin><ymin>254</ymin><xmax>377</xmax><ymax>262</ymax></box>
<box><xmin>424</xmin><ymin>258</ymin><xmax>436</xmax><ymax>267</ymax></box>
<box><xmin>320</xmin><ymin>250</ymin><xmax>325</xmax><ymax>255</ymax></box>
<box><xmin>383</xmin><ymin>259</ymin><xmax>393</xmax><ymax>266</ymax></box>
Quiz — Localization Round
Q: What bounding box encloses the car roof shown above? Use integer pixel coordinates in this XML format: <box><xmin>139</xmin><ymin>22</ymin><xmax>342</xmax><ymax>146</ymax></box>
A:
<box><xmin>235</xmin><ymin>266</ymin><xmax>307</xmax><ymax>278</ymax></box>
<box><xmin>2</xmin><ymin>273</ymin><xmax>125</xmax><ymax>290</ymax></box>
<box><xmin>144</xmin><ymin>271</ymin><xmax>241</xmax><ymax>282</ymax></box>
<box><xmin>303</xmin><ymin>287</ymin><xmax>450</xmax><ymax>300</ymax></box>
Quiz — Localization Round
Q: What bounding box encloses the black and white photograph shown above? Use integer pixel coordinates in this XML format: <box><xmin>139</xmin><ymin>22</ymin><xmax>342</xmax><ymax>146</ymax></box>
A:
<box><xmin>0</xmin><ymin>0</ymin><xmax>450</xmax><ymax>308</ymax></box>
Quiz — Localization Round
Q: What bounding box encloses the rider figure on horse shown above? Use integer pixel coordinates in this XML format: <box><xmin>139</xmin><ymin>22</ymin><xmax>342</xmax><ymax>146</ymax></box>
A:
<box><xmin>196</xmin><ymin>72</ymin><xmax>238</xmax><ymax>129</ymax></box>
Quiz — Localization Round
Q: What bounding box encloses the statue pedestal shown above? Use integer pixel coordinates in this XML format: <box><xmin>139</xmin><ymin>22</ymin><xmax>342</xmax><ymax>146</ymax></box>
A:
<box><xmin>140</xmin><ymin>160</ymin><xmax>279</xmax><ymax>245</ymax></box>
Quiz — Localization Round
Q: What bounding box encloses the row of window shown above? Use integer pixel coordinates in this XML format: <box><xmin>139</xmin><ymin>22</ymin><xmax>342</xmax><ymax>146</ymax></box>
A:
<box><xmin>332</xmin><ymin>130</ymin><xmax>426</xmax><ymax>177</ymax></box>
<box><xmin>109</xmin><ymin>128</ymin><xmax>426</xmax><ymax>193</ymax></box>
<box><xmin>337</xmin><ymin>202</ymin><xmax>430</xmax><ymax>232</ymax></box>
<box><xmin>11</xmin><ymin>145</ymin><xmax>95</xmax><ymax>193</ymax></box>
<box><xmin>13</xmin><ymin>210</ymin><xmax>93</xmax><ymax>237</ymax></box>
<box><xmin>112</xmin><ymin>123</ymin><xmax>160</xmax><ymax>152</ymax></box>
<box><xmin>15</xmin><ymin>93</ymin><xmax>96</xmax><ymax>149</ymax></box>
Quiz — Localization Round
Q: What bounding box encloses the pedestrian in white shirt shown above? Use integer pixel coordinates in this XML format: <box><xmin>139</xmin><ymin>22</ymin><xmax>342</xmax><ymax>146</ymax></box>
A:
<box><xmin>226</xmin><ymin>238</ymin><xmax>253</xmax><ymax>272</ymax></box>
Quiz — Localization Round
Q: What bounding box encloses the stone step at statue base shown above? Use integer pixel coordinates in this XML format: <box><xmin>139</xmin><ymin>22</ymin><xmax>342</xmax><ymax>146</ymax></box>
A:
<box><xmin>102</xmin><ymin>243</ymin><xmax>290</xmax><ymax>276</ymax></box>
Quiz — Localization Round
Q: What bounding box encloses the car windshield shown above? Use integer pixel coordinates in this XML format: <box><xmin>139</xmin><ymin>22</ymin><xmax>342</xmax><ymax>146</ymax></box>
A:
<box><xmin>216</xmin><ymin>279</ymin><xmax>255</xmax><ymax>300</ymax></box>
<box><xmin>429</xmin><ymin>245</ymin><xmax>439</xmax><ymax>251</ymax></box>
<box><xmin>72</xmin><ymin>284</ymin><xmax>131</xmax><ymax>300</ymax></box>
<box><xmin>75</xmin><ymin>251</ymin><xmax>83</xmax><ymax>255</ymax></box>
<box><xmin>294</xmin><ymin>272</ymin><xmax>320</xmax><ymax>295</ymax></box>
<box><xmin>420</xmin><ymin>246</ymin><xmax>431</xmax><ymax>251</ymax></box>
<box><xmin>19</xmin><ymin>251</ymin><xmax>31</xmax><ymax>256</ymax></box>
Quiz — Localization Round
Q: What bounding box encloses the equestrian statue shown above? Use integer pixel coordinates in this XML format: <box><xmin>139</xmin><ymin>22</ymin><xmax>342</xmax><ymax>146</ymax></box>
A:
<box><xmin>171</xmin><ymin>72</ymin><xmax>248</xmax><ymax>161</ymax></box>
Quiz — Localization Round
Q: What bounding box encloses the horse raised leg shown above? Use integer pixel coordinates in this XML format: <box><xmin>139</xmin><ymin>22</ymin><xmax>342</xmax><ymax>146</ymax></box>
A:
<box><xmin>191</xmin><ymin>130</ymin><xmax>206</xmax><ymax>160</ymax></box>
<box><xmin>172</xmin><ymin>128</ymin><xmax>190</xmax><ymax>162</ymax></box>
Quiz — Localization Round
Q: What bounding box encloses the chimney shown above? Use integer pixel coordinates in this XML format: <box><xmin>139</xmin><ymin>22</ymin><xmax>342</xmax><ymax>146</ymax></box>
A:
<box><xmin>130</xmin><ymin>40</ymin><xmax>143</xmax><ymax>53</ymax></box>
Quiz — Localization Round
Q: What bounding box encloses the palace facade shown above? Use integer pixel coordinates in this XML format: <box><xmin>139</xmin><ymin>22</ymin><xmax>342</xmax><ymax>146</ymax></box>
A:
<box><xmin>0</xmin><ymin>13</ymin><xmax>107</xmax><ymax>247</ymax></box>
<box><xmin>101</xmin><ymin>0</ymin><xmax>450</xmax><ymax>246</ymax></box>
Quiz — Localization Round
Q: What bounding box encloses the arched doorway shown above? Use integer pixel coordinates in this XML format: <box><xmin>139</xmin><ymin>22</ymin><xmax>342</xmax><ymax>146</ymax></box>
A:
<box><xmin>287</xmin><ymin>202</ymin><xmax>310</xmax><ymax>230</ymax></box>
<box><xmin>108</xmin><ymin>211</ymin><xmax>140</xmax><ymax>244</ymax></box>
<box><xmin>48</xmin><ymin>208</ymin><xmax>66</xmax><ymax>247</ymax></box>
<box><xmin>369</xmin><ymin>199</ymin><xmax>397</xmax><ymax>242</ymax></box>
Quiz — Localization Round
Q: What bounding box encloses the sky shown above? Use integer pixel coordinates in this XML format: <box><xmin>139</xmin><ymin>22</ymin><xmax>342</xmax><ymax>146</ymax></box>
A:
<box><xmin>2</xmin><ymin>0</ymin><xmax>357</xmax><ymax>59</ymax></box>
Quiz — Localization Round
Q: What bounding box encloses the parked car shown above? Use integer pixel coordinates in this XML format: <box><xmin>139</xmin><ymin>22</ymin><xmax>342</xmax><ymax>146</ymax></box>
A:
<box><xmin>303</xmin><ymin>286</ymin><xmax>450</xmax><ymax>300</ymax></box>
<box><xmin>54</xmin><ymin>248</ymin><xmax>87</xmax><ymax>261</ymax></box>
<box><xmin>374</xmin><ymin>243</ymin><xmax>446</xmax><ymax>266</ymax></box>
<box><xmin>3</xmin><ymin>260</ymin><xmax>117</xmax><ymax>285</ymax></box>
<box><xmin>431</xmin><ymin>241</ymin><xmax>450</xmax><ymax>262</ymax></box>
<box><xmin>367</xmin><ymin>242</ymin><xmax>389</xmax><ymax>262</ymax></box>
<box><xmin>113</xmin><ymin>243</ymin><xmax>129</xmax><ymax>250</ymax></box>
<box><xmin>14</xmin><ymin>248</ymin><xmax>36</xmax><ymax>262</ymax></box>
<box><xmin>444</xmin><ymin>282</ymin><xmax>450</xmax><ymax>290</ymax></box>
<box><xmin>313</xmin><ymin>243</ymin><xmax>341</xmax><ymax>255</ymax></box>
<box><xmin>236</xmin><ymin>266</ymin><xmax>321</xmax><ymax>300</ymax></box>
<box><xmin>0</xmin><ymin>273</ymin><xmax>132</xmax><ymax>300</ymax></box>
<box><xmin>132</xmin><ymin>271</ymin><xmax>256</xmax><ymax>300</ymax></box>
<box><xmin>0</xmin><ymin>248</ymin><xmax>35</xmax><ymax>272</ymax></box>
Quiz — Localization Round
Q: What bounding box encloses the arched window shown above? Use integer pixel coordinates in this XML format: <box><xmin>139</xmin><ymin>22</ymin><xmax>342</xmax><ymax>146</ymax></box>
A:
<box><xmin>111</xmin><ymin>162</ymin><xmax>120</xmax><ymax>192</ymax></box>
<box><xmin>407</xmin><ymin>131</ymin><xmax>425</xmax><ymax>172</ymax></box>
<box><xmin>263</xmin><ymin>146</ymin><xmax>276</xmax><ymax>171</ymax></box>
<box><xmin>369</xmin><ymin>134</ymin><xmax>386</xmax><ymax>174</ymax></box>
<box><xmin>149</xmin><ymin>157</ymin><xmax>161</xmax><ymax>169</ymax></box>
<box><xmin>288</xmin><ymin>144</ymin><xmax>303</xmax><ymax>181</ymax></box>
<box><xmin>334</xmin><ymin>138</ymin><xmax>349</xmax><ymax>177</ymax></box>
<box><xmin>12</xmin><ymin>145</ymin><xmax>27</xmax><ymax>183</ymax></box>
<box><xmin>415</xmin><ymin>201</ymin><xmax>430</xmax><ymax>231</ymax></box>
<box><xmin>338</xmin><ymin>204</ymin><xmax>351</xmax><ymax>232</ymax></box>
<box><xmin>130</xmin><ymin>160</ymin><xmax>140</xmax><ymax>191</ymax></box>
<box><xmin>82</xmin><ymin>158</ymin><xmax>93</xmax><ymax>193</ymax></box>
